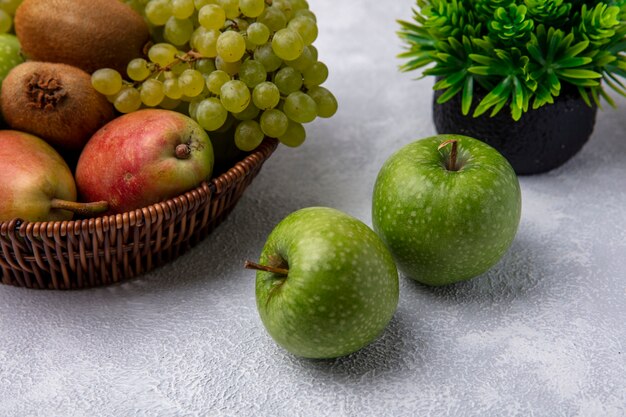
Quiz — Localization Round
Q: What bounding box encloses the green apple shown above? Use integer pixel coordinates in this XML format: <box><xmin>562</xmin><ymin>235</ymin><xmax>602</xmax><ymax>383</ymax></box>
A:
<box><xmin>251</xmin><ymin>207</ymin><xmax>399</xmax><ymax>359</ymax></box>
<box><xmin>372</xmin><ymin>135</ymin><xmax>521</xmax><ymax>286</ymax></box>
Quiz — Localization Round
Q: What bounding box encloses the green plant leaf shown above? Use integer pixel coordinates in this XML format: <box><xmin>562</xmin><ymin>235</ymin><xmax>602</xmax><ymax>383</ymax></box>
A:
<box><xmin>556</xmin><ymin>57</ymin><xmax>593</xmax><ymax>68</ymax></box>
<box><xmin>436</xmin><ymin>83</ymin><xmax>464</xmax><ymax>103</ymax></box>
<box><xmin>556</xmin><ymin>68</ymin><xmax>602</xmax><ymax>79</ymax></box>
<box><xmin>396</xmin><ymin>0</ymin><xmax>626</xmax><ymax>116</ymax></box>
<box><xmin>461</xmin><ymin>75</ymin><xmax>474</xmax><ymax>115</ymax></box>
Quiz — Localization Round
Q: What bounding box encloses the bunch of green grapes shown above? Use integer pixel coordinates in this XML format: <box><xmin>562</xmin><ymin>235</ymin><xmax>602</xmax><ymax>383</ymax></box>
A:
<box><xmin>0</xmin><ymin>0</ymin><xmax>23</xmax><ymax>34</ymax></box>
<box><xmin>92</xmin><ymin>0</ymin><xmax>337</xmax><ymax>151</ymax></box>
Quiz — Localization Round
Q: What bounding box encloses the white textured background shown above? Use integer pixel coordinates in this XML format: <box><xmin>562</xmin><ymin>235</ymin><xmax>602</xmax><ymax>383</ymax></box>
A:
<box><xmin>1</xmin><ymin>1</ymin><xmax>625</xmax><ymax>416</ymax></box>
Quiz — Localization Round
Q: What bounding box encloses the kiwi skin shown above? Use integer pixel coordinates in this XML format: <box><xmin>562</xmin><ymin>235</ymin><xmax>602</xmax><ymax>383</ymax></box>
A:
<box><xmin>15</xmin><ymin>0</ymin><xmax>150</xmax><ymax>74</ymax></box>
<box><xmin>0</xmin><ymin>62</ymin><xmax>115</xmax><ymax>152</ymax></box>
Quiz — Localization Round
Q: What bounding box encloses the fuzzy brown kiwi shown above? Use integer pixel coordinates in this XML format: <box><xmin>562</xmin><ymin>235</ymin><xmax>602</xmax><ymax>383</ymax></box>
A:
<box><xmin>0</xmin><ymin>62</ymin><xmax>116</xmax><ymax>152</ymax></box>
<box><xmin>15</xmin><ymin>0</ymin><xmax>150</xmax><ymax>74</ymax></box>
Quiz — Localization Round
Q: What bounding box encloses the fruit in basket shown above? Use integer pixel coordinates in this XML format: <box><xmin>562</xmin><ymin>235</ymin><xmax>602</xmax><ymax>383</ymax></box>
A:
<box><xmin>14</xmin><ymin>0</ymin><xmax>149</xmax><ymax>74</ymax></box>
<box><xmin>0</xmin><ymin>0</ymin><xmax>22</xmax><ymax>34</ymax></box>
<box><xmin>90</xmin><ymin>0</ymin><xmax>338</xmax><ymax>152</ymax></box>
<box><xmin>0</xmin><ymin>130</ymin><xmax>108</xmax><ymax>222</ymax></box>
<box><xmin>0</xmin><ymin>33</ymin><xmax>22</xmax><ymax>123</ymax></box>
<box><xmin>372</xmin><ymin>135</ymin><xmax>522</xmax><ymax>286</ymax></box>
<box><xmin>0</xmin><ymin>34</ymin><xmax>22</xmax><ymax>88</ymax></box>
<box><xmin>1</xmin><ymin>62</ymin><xmax>115</xmax><ymax>151</ymax></box>
<box><xmin>75</xmin><ymin>109</ymin><xmax>214</xmax><ymax>214</ymax></box>
<box><xmin>249</xmin><ymin>207</ymin><xmax>399</xmax><ymax>359</ymax></box>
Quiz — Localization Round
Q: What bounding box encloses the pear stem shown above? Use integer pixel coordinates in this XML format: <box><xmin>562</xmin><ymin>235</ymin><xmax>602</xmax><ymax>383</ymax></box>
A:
<box><xmin>438</xmin><ymin>139</ymin><xmax>459</xmax><ymax>171</ymax></box>
<box><xmin>50</xmin><ymin>199</ymin><xmax>109</xmax><ymax>216</ymax></box>
<box><xmin>244</xmin><ymin>260</ymin><xmax>289</xmax><ymax>276</ymax></box>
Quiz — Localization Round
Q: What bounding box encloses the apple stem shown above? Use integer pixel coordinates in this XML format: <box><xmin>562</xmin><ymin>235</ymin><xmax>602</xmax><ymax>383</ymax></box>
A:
<box><xmin>438</xmin><ymin>139</ymin><xmax>459</xmax><ymax>171</ymax></box>
<box><xmin>244</xmin><ymin>260</ymin><xmax>289</xmax><ymax>276</ymax></box>
<box><xmin>176</xmin><ymin>144</ymin><xmax>192</xmax><ymax>159</ymax></box>
<box><xmin>50</xmin><ymin>199</ymin><xmax>109</xmax><ymax>216</ymax></box>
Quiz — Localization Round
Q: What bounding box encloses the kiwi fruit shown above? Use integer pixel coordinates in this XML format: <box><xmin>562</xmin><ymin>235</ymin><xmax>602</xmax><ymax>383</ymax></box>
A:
<box><xmin>15</xmin><ymin>0</ymin><xmax>150</xmax><ymax>74</ymax></box>
<box><xmin>1</xmin><ymin>62</ymin><xmax>115</xmax><ymax>151</ymax></box>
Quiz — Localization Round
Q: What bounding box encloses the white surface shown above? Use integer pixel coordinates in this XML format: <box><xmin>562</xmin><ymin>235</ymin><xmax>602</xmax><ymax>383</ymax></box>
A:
<box><xmin>1</xmin><ymin>1</ymin><xmax>626</xmax><ymax>416</ymax></box>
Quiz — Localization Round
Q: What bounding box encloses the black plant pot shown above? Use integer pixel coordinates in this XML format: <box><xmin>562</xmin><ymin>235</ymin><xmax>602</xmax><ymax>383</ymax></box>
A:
<box><xmin>433</xmin><ymin>84</ymin><xmax>598</xmax><ymax>175</ymax></box>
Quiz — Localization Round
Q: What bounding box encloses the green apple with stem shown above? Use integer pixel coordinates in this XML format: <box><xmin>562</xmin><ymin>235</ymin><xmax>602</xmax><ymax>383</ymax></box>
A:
<box><xmin>247</xmin><ymin>207</ymin><xmax>399</xmax><ymax>359</ymax></box>
<box><xmin>372</xmin><ymin>135</ymin><xmax>521</xmax><ymax>286</ymax></box>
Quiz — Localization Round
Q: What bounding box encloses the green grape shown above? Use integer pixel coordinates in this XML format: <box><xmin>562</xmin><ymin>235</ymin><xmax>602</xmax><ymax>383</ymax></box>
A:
<box><xmin>240</xmin><ymin>0</ymin><xmax>264</xmax><ymax>18</ymax></box>
<box><xmin>278</xmin><ymin>120</ymin><xmax>306</xmax><ymax>147</ymax></box>
<box><xmin>216</xmin><ymin>114</ymin><xmax>236</xmax><ymax>133</ymax></box>
<box><xmin>206</xmin><ymin>70</ymin><xmax>231</xmax><ymax>94</ymax></box>
<box><xmin>306</xmin><ymin>86</ymin><xmax>337</xmax><ymax>118</ymax></box>
<box><xmin>218</xmin><ymin>0</ymin><xmax>239</xmax><ymax>19</ymax></box>
<box><xmin>294</xmin><ymin>9</ymin><xmax>316</xmax><ymax>21</ymax></box>
<box><xmin>272</xmin><ymin>28</ymin><xmax>304</xmax><ymax>61</ymax></box>
<box><xmin>194</xmin><ymin>0</ymin><xmax>213</xmax><ymax>9</ymax></box>
<box><xmin>188</xmin><ymin>99</ymin><xmax>201</xmax><ymax>119</ymax></box>
<box><xmin>233</xmin><ymin>101</ymin><xmax>260</xmax><ymax>121</ymax></box>
<box><xmin>253</xmin><ymin>43</ymin><xmax>282</xmax><ymax>72</ymax></box>
<box><xmin>252</xmin><ymin>81</ymin><xmax>280</xmax><ymax>110</ymax></box>
<box><xmin>179</xmin><ymin>69</ymin><xmax>205</xmax><ymax>97</ymax></box>
<box><xmin>283</xmin><ymin>91</ymin><xmax>316</xmax><ymax>123</ymax></box>
<box><xmin>215</xmin><ymin>56</ymin><xmax>241</xmax><ymax>75</ymax></box>
<box><xmin>198</xmin><ymin>4</ymin><xmax>225</xmax><ymax>29</ymax></box>
<box><xmin>291</xmin><ymin>0</ymin><xmax>310</xmax><ymax>12</ymax></box>
<box><xmin>196</xmin><ymin>97</ymin><xmax>228</xmax><ymax>130</ymax></box>
<box><xmin>159</xmin><ymin>97</ymin><xmax>182</xmax><ymax>109</ymax></box>
<box><xmin>244</xmin><ymin>36</ymin><xmax>256</xmax><ymax>52</ymax></box>
<box><xmin>233</xmin><ymin>18</ymin><xmax>250</xmax><ymax>31</ymax></box>
<box><xmin>247</xmin><ymin>22</ymin><xmax>270</xmax><ymax>45</ymax></box>
<box><xmin>164</xmin><ymin>77</ymin><xmax>184</xmax><ymax>99</ymax></box>
<box><xmin>140</xmin><ymin>79</ymin><xmax>165</xmax><ymax>107</ymax></box>
<box><xmin>220</xmin><ymin>80</ymin><xmax>251</xmax><ymax>113</ymax></box>
<box><xmin>272</xmin><ymin>0</ymin><xmax>293</xmax><ymax>20</ymax></box>
<box><xmin>126</xmin><ymin>0</ymin><xmax>146</xmax><ymax>14</ymax></box>
<box><xmin>195</xmin><ymin>58</ymin><xmax>217</xmax><ymax>74</ymax></box>
<box><xmin>216</xmin><ymin>30</ymin><xmax>246</xmax><ymax>63</ymax></box>
<box><xmin>303</xmin><ymin>61</ymin><xmax>328</xmax><ymax>87</ymax></box>
<box><xmin>165</xmin><ymin>16</ymin><xmax>194</xmax><ymax>45</ymax></box>
<box><xmin>285</xmin><ymin>45</ymin><xmax>314</xmax><ymax>71</ymax></box>
<box><xmin>172</xmin><ymin>0</ymin><xmax>195</xmax><ymax>19</ymax></box>
<box><xmin>0</xmin><ymin>0</ymin><xmax>22</xmax><ymax>15</ymax></box>
<box><xmin>170</xmin><ymin>60</ymin><xmax>188</xmax><ymax>76</ymax></box>
<box><xmin>238</xmin><ymin>59</ymin><xmax>267</xmax><ymax>88</ymax></box>
<box><xmin>114</xmin><ymin>87</ymin><xmax>142</xmax><ymax>113</ymax></box>
<box><xmin>260</xmin><ymin>109</ymin><xmax>289</xmax><ymax>138</ymax></box>
<box><xmin>127</xmin><ymin>58</ymin><xmax>152</xmax><ymax>81</ymax></box>
<box><xmin>148</xmin><ymin>43</ymin><xmax>179</xmax><ymax>67</ymax></box>
<box><xmin>0</xmin><ymin>10</ymin><xmax>11</xmax><ymax>34</ymax></box>
<box><xmin>257</xmin><ymin>6</ymin><xmax>287</xmax><ymax>32</ymax></box>
<box><xmin>145</xmin><ymin>0</ymin><xmax>172</xmax><ymax>25</ymax></box>
<box><xmin>192</xmin><ymin>27</ymin><xmax>219</xmax><ymax>57</ymax></box>
<box><xmin>235</xmin><ymin>120</ymin><xmax>264</xmax><ymax>151</ymax></box>
<box><xmin>91</xmin><ymin>68</ymin><xmax>123</xmax><ymax>96</ymax></box>
<box><xmin>308</xmin><ymin>44</ymin><xmax>318</xmax><ymax>61</ymax></box>
<box><xmin>287</xmin><ymin>16</ymin><xmax>317</xmax><ymax>45</ymax></box>
<box><xmin>274</xmin><ymin>66</ymin><xmax>302</xmax><ymax>95</ymax></box>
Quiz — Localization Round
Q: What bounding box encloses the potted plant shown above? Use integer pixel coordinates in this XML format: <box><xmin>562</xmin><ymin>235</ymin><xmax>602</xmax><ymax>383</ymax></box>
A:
<box><xmin>398</xmin><ymin>0</ymin><xmax>626</xmax><ymax>174</ymax></box>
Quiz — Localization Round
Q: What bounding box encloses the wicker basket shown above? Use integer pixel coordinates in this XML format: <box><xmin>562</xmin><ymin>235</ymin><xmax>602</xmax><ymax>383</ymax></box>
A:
<box><xmin>0</xmin><ymin>138</ymin><xmax>278</xmax><ymax>290</ymax></box>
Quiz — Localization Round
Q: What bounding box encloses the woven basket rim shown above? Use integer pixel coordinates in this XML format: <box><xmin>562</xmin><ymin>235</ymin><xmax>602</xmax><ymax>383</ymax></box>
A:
<box><xmin>0</xmin><ymin>138</ymin><xmax>278</xmax><ymax>233</ymax></box>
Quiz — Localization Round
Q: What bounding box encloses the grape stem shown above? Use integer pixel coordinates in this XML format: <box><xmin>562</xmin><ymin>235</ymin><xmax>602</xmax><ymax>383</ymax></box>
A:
<box><xmin>151</xmin><ymin>50</ymin><xmax>207</xmax><ymax>80</ymax></box>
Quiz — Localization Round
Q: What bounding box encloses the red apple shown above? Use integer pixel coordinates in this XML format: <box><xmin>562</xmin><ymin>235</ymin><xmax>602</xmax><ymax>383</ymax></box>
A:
<box><xmin>75</xmin><ymin>109</ymin><xmax>214</xmax><ymax>214</ymax></box>
<box><xmin>0</xmin><ymin>130</ymin><xmax>107</xmax><ymax>222</ymax></box>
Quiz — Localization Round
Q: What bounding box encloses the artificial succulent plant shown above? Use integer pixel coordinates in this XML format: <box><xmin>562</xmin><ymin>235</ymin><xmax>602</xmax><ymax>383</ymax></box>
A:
<box><xmin>398</xmin><ymin>0</ymin><xmax>626</xmax><ymax>120</ymax></box>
